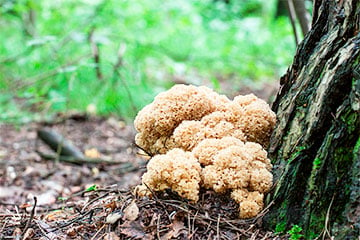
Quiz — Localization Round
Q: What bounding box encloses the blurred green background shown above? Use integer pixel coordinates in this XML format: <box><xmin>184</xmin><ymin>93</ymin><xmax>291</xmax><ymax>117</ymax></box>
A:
<box><xmin>0</xmin><ymin>0</ymin><xmax>298</xmax><ymax>123</ymax></box>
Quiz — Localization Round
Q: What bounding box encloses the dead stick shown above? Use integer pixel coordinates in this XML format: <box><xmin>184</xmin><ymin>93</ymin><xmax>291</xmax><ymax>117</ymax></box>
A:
<box><xmin>21</xmin><ymin>196</ymin><xmax>37</xmax><ymax>239</ymax></box>
<box><xmin>36</xmin><ymin>151</ymin><xmax>124</xmax><ymax>165</ymax></box>
<box><xmin>37</xmin><ymin>128</ymin><xmax>84</xmax><ymax>159</ymax></box>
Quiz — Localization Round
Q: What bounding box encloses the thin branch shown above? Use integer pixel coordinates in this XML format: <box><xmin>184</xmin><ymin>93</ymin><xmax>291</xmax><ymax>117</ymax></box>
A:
<box><xmin>90</xmin><ymin>224</ymin><xmax>106</xmax><ymax>240</ymax></box>
<box><xmin>292</xmin><ymin>0</ymin><xmax>311</xmax><ymax>36</ymax></box>
<box><xmin>13</xmin><ymin>54</ymin><xmax>91</xmax><ymax>91</ymax></box>
<box><xmin>216</xmin><ymin>215</ymin><xmax>220</xmax><ymax>240</ymax></box>
<box><xmin>113</xmin><ymin>43</ymin><xmax>126</xmax><ymax>70</ymax></box>
<box><xmin>81</xmin><ymin>192</ymin><xmax>110</xmax><ymax>213</ymax></box>
<box><xmin>156</xmin><ymin>214</ymin><xmax>161</xmax><ymax>240</ymax></box>
<box><xmin>88</xmin><ymin>27</ymin><xmax>103</xmax><ymax>81</ymax></box>
<box><xmin>113</xmin><ymin>66</ymin><xmax>138</xmax><ymax>116</ymax></box>
<box><xmin>34</xmin><ymin>220</ymin><xmax>53</xmax><ymax>240</ymax></box>
<box><xmin>0</xmin><ymin>46</ymin><xmax>37</xmax><ymax>64</ymax></box>
<box><xmin>322</xmin><ymin>194</ymin><xmax>335</xmax><ymax>240</ymax></box>
<box><xmin>110</xmin><ymin>42</ymin><xmax>139</xmax><ymax>115</ymax></box>
<box><xmin>249</xmin><ymin>229</ymin><xmax>260</xmax><ymax>240</ymax></box>
<box><xmin>21</xmin><ymin>196</ymin><xmax>37</xmax><ymax>239</ymax></box>
<box><xmin>286</xmin><ymin>0</ymin><xmax>300</xmax><ymax>46</ymax></box>
<box><xmin>134</xmin><ymin>143</ymin><xmax>153</xmax><ymax>157</ymax></box>
<box><xmin>50</xmin><ymin>208</ymin><xmax>102</xmax><ymax>232</ymax></box>
<box><xmin>22</xmin><ymin>6</ymin><xmax>37</xmax><ymax>37</ymax></box>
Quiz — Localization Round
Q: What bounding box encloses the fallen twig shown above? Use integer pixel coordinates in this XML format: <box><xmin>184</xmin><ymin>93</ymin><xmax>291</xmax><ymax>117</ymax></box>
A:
<box><xmin>250</xmin><ymin>229</ymin><xmax>260</xmax><ymax>240</ymax></box>
<box><xmin>322</xmin><ymin>194</ymin><xmax>335</xmax><ymax>240</ymax></box>
<box><xmin>90</xmin><ymin>223</ymin><xmax>106</xmax><ymax>240</ymax></box>
<box><xmin>36</xmin><ymin>150</ymin><xmax>125</xmax><ymax>165</ymax></box>
<box><xmin>37</xmin><ymin>127</ymin><xmax>84</xmax><ymax>158</ymax></box>
<box><xmin>216</xmin><ymin>215</ymin><xmax>220</xmax><ymax>239</ymax></box>
<box><xmin>81</xmin><ymin>192</ymin><xmax>111</xmax><ymax>213</ymax></box>
<box><xmin>21</xmin><ymin>197</ymin><xmax>37</xmax><ymax>239</ymax></box>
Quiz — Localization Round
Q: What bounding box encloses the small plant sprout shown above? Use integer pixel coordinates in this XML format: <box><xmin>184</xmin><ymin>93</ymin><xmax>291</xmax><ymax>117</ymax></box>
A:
<box><xmin>288</xmin><ymin>224</ymin><xmax>304</xmax><ymax>240</ymax></box>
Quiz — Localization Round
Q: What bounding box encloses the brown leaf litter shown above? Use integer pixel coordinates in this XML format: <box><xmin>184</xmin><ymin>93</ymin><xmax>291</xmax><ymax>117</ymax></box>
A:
<box><xmin>0</xmin><ymin>115</ymin><xmax>288</xmax><ymax>239</ymax></box>
<box><xmin>1</xmin><ymin>185</ymin><xmax>286</xmax><ymax>239</ymax></box>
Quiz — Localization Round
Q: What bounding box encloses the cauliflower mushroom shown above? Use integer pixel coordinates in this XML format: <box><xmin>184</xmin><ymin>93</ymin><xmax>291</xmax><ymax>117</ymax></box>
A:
<box><xmin>137</xmin><ymin>148</ymin><xmax>202</xmax><ymax>202</ymax></box>
<box><xmin>192</xmin><ymin>137</ymin><xmax>244</xmax><ymax>166</ymax></box>
<box><xmin>201</xmin><ymin>139</ymin><xmax>273</xmax><ymax>193</ymax></box>
<box><xmin>231</xmin><ymin>189</ymin><xmax>264</xmax><ymax>218</ymax></box>
<box><xmin>134</xmin><ymin>85</ymin><xmax>276</xmax><ymax>219</ymax></box>
<box><xmin>233</xmin><ymin>94</ymin><xmax>276</xmax><ymax>146</ymax></box>
<box><xmin>199</xmin><ymin>138</ymin><xmax>273</xmax><ymax>218</ymax></box>
<box><xmin>134</xmin><ymin>84</ymin><xmax>230</xmax><ymax>155</ymax></box>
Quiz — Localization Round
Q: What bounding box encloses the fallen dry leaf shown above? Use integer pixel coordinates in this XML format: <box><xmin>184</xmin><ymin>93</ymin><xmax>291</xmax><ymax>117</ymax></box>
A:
<box><xmin>119</xmin><ymin>221</ymin><xmax>147</xmax><ymax>239</ymax></box>
<box><xmin>66</xmin><ymin>225</ymin><xmax>84</xmax><ymax>237</ymax></box>
<box><xmin>23</xmin><ymin>228</ymin><xmax>35</xmax><ymax>240</ymax></box>
<box><xmin>13</xmin><ymin>227</ymin><xmax>21</xmax><ymax>237</ymax></box>
<box><xmin>106</xmin><ymin>211</ymin><xmax>123</xmax><ymax>224</ymax></box>
<box><xmin>161</xmin><ymin>220</ymin><xmax>186</xmax><ymax>240</ymax></box>
<box><xmin>104</xmin><ymin>232</ymin><xmax>120</xmax><ymax>240</ymax></box>
<box><xmin>19</xmin><ymin>203</ymin><xmax>32</xmax><ymax>209</ymax></box>
<box><xmin>44</xmin><ymin>210</ymin><xmax>70</xmax><ymax>221</ymax></box>
<box><xmin>105</xmin><ymin>201</ymin><xmax>117</xmax><ymax>211</ymax></box>
<box><xmin>35</xmin><ymin>219</ymin><xmax>58</xmax><ymax>238</ymax></box>
<box><xmin>123</xmin><ymin>200</ymin><xmax>139</xmax><ymax>221</ymax></box>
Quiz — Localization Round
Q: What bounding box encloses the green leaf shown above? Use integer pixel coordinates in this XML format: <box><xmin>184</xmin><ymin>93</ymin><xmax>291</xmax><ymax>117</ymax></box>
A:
<box><xmin>85</xmin><ymin>184</ymin><xmax>98</xmax><ymax>192</ymax></box>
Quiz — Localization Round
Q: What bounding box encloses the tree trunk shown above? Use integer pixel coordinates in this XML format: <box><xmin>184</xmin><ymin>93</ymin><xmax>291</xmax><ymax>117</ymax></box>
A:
<box><xmin>264</xmin><ymin>0</ymin><xmax>360</xmax><ymax>239</ymax></box>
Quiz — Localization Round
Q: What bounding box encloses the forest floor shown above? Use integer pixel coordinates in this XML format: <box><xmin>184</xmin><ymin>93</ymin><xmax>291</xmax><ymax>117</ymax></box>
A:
<box><xmin>0</xmin><ymin>114</ymin><xmax>287</xmax><ymax>239</ymax></box>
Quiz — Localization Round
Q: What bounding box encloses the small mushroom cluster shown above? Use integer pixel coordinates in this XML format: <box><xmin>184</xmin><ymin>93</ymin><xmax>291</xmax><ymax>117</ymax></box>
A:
<box><xmin>134</xmin><ymin>84</ymin><xmax>276</xmax><ymax>218</ymax></box>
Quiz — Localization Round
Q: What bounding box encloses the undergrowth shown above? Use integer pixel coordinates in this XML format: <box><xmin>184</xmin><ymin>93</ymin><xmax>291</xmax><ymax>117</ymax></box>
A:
<box><xmin>0</xmin><ymin>0</ymin><xmax>295</xmax><ymax>123</ymax></box>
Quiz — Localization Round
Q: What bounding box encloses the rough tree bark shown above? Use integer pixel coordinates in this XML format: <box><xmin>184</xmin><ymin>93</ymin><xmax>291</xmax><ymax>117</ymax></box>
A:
<box><xmin>264</xmin><ymin>0</ymin><xmax>359</xmax><ymax>239</ymax></box>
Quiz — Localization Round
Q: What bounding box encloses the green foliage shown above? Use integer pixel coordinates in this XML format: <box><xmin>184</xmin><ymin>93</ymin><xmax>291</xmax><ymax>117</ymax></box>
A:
<box><xmin>274</xmin><ymin>200</ymin><xmax>289</xmax><ymax>234</ymax></box>
<box><xmin>287</xmin><ymin>225</ymin><xmax>304</xmax><ymax>240</ymax></box>
<box><xmin>85</xmin><ymin>184</ymin><xmax>98</xmax><ymax>192</ymax></box>
<box><xmin>354</xmin><ymin>137</ymin><xmax>360</xmax><ymax>153</ymax></box>
<box><xmin>312</xmin><ymin>157</ymin><xmax>322</xmax><ymax>170</ymax></box>
<box><xmin>0</xmin><ymin>0</ymin><xmax>295</xmax><ymax>122</ymax></box>
<box><xmin>341</xmin><ymin>111</ymin><xmax>358</xmax><ymax>134</ymax></box>
<box><xmin>275</xmin><ymin>221</ymin><xmax>287</xmax><ymax>233</ymax></box>
<box><xmin>334</xmin><ymin>147</ymin><xmax>353</xmax><ymax>176</ymax></box>
<box><xmin>58</xmin><ymin>196</ymin><xmax>68</xmax><ymax>201</ymax></box>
